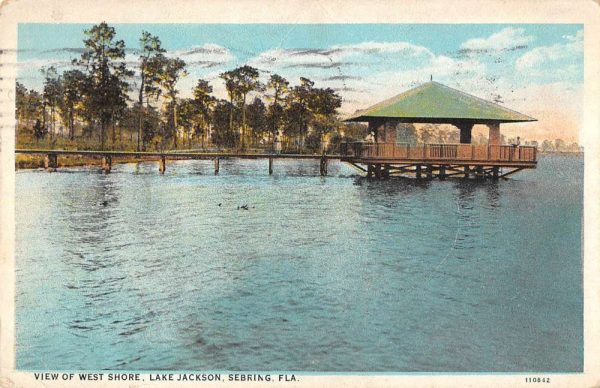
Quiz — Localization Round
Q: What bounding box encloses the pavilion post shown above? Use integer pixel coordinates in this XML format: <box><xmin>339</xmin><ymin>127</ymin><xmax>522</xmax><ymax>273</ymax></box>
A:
<box><xmin>457</xmin><ymin>122</ymin><xmax>474</xmax><ymax>144</ymax></box>
<box><xmin>368</xmin><ymin>120</ymin><xmax>385</xmax><ymax>142</ymax></box>
<box><xmin>488</xmin><ymin>122</ymin><xmax>501</xmax><ymax>145</ymax></box>
<box><xmin>383</xmin><ymin>121</ymin><xmax>397</xmax><ymax>143</ymax></box>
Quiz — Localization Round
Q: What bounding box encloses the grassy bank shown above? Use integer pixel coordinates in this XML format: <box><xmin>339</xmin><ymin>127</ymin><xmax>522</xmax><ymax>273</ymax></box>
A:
<box><xmin>17</xmin><ymin>130</ymin><xmax>183</xmax><ymax>169</ymax></box>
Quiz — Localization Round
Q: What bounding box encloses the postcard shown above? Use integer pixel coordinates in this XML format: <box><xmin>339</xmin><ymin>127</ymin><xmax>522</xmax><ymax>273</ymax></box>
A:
<box><xmin>1</xmin><ymin>0</ymin><xmax>599</xmax><ymax>387</ymax></box>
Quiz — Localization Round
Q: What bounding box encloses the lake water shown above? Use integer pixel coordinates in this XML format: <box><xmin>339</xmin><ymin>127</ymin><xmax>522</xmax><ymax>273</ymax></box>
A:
<box><xmin>15</xmin><ymin>155</ymin><xmax>583</xmax><ymax>372</ymax></box>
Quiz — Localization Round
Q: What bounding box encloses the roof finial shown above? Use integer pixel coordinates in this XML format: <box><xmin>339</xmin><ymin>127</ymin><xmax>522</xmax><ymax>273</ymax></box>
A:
<box><xmin>430</xmin><ymin>74</ymin><xmax>433</xmax><ymax>81</ymax></box>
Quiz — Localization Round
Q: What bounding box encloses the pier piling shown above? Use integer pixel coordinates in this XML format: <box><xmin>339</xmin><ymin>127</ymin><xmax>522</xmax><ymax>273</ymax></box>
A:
<box><xmin>214</xmin><ymin>157</ymin><xmax>220</xmax><ymax>175</ymax></box>
<box><xmin>439</xmin><ymin>165</ymin><xmax>446</xmax><ymax>180</ymax></box>
<box><xmin>102</xmin><ymin>156</ymin><xmax>112</xmax><ymax>174</ymax></box>
<box><xmin>320</xmin><ymin>155</ymin><xmax>328</xmax><ymax>176</ymax></box>
<box><xmin>44</xmin><ymin>153</ymin><xmax>58</xmax><ymax>172</ymax></box>
<box><xmin>159</xmin><ymin>156</ymin><xmax>166</xmax><ymax>174</ymax></box>
<box><xmin>269</xmin><ymin>157</ymin><xmax>273</xmax><ymax>175</ymax></box>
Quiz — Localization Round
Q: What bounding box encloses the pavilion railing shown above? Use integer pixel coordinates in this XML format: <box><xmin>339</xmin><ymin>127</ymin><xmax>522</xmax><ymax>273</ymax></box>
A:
<box><xmin>340</xmin><ymin>142</ymin><xmax>537</xmax><ymax>162</ymax></box>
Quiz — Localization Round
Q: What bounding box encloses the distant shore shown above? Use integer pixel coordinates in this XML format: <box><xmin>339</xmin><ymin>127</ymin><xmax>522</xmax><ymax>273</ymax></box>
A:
<box><xmin>538</xmin><ymin>151</ymin><xmax>584</xmax><ymax>156</ymax></box>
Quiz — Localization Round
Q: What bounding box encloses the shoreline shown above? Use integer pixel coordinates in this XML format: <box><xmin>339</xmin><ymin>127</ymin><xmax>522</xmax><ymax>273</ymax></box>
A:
<box><xmin>15</xmin><ymin>154</ymin><xmax>163</xmax><ymax>170</ymax></box>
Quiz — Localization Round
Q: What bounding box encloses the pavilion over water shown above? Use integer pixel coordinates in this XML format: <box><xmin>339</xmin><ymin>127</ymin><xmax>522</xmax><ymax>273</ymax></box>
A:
<box><xmin>341</xmin><ymin>81</ymin><xmax>538</xmax><ymax>179</ymax></box>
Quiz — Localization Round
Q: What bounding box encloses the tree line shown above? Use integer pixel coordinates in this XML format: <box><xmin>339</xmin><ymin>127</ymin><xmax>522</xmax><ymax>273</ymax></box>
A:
<box><xmin>15</xmin><ymin>22</ymin><xmax>351</xmax><ymax>153</ymax></box>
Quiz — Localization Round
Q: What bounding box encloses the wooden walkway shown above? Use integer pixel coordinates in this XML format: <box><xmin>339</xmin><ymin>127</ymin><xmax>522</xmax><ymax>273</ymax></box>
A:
<box><xmin>15</xmin><ymin>149</ymin><xmax>337</xmax><ymax>175</ymax></box>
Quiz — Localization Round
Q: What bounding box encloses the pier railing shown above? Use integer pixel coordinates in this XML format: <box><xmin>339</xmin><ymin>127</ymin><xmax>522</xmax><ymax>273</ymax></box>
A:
<box><xmin>340</xmin><ymin>142</ymin><xmax>537</xmax><ymax>163</ymax></box>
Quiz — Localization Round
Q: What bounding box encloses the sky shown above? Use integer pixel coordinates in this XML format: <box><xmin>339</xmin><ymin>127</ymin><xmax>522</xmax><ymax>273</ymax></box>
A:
<box><xmin>16</xmin><ymin>23</ymin><xmax>584</xmax><ymax>143</ymax></box>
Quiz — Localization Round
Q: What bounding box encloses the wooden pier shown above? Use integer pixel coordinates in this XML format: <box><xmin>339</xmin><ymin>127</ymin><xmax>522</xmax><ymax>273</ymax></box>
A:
<box><xmin>17</xmin><ymin>145</ymin><xmax>536</xmax><ymax>180</ymax></box>
<box><xmin>340</xmin><ymin>142</ymin><xmax>536</xmax><ymax>179</ymax></box>
<box><xmin>16</xmin><ymin>149</ymin><xmax>338</xmax><ymax>176</ymax></box>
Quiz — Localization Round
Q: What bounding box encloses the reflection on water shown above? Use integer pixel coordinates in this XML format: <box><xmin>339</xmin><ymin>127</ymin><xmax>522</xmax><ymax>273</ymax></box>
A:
<box><xmin>16</xmin><ymin>155</ymin><xmax>582</xmax><ymax>372</ymax></box>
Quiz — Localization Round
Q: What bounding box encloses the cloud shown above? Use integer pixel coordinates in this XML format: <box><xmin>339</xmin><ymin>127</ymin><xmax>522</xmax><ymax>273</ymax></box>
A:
<box><xmin>460</xmin><ymin>27</ymin><xmax>534</xmax><ymax>53</ymax></box>
<box><xmin>248</xmin><ymin>41</ymin><xmax>434</xmax><ymax>71</ymax></box>
<box><xmin>180</xmin><ymin>44</ymin><xmax>231</xmax><ymax>57</ymax></box>
<box><xmin>331</xmin><ymin>86</ymin><xmax>362</xmax><ymax>92</ymax></box>
<box><xmin>41</xmin><ymin>47</ymin><xmax>87</xmax><ymax>55</ymax></box>
<box><xmin>285</xmin><ymin>61</ymin><xmax>352</xmax><ymax>69</ymax></box>
<box><xmin>15</xmin><ymin>58</ymin><xmax>83</xmax><ymax>73</ymax></box>
<box><xmin>323</xmin><ymin>75</ymin><xmax>362</xmax><ymax>81</ymax></box>
<box><xmin>167</xmin><ymin>44</ymin><xmax>234</xmax><ymax>70</ymax></box>
<box><xmin>123</xmin><ymin>43</ymin><xmax>234</xmax><ymax>75</ymax></box>
<box><xmin>362</xmin><ymin>55</ymin><xmax>487</xmax><ymax>100</ymax></box>
<box><xmin>499</xmin><ymin>82</ymin><xmax>583</xmax><ymax>143</ymax></box>
<box><xmin>328</xmin><ymin>41</ymin><xmax>432</xmax><ymax>57</ymax></box>
<box><xmin>515</xmin><ymin>29</ymin><xmax>582</xmax><ymax>72</ymax></box>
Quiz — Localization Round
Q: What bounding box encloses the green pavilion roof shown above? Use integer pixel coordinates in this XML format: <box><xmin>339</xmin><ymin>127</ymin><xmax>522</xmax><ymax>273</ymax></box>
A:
<box><xmin>345</xmin><ymin>81</ymin><xmax>536</xmax><ymax>123</ymax></box>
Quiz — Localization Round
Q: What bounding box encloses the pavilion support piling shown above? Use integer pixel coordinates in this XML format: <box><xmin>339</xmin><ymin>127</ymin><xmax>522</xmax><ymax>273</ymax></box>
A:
<box><xmin>214</xmin><ymin>157</ymin><xmax>220</xmax><ymax>175</ymax></box>
<box><xmin>426</xmin><ymin>165</ymin><xmax>433</xmax><ymax>179</ymax></box>
<box><xmin>416</xmin><ymin>165</ymin><xmax>422</xmax><ymax>179</ymax></box>
<box><xmin>269</xmin><ymin>157</ymin><xmax>273</xmax><ymax>175</ymax></box>
<box><xmin>382</xmin><ymin>164</ymin><xmax>390</xmax><ymax>179</ymax></box>
<box><xmin>44</xmin><ymin>153</ymin><xmax>58</xmax><ymax>172</ymax></box>
<box><xmin>463</xmin><ymin>166</ymin><xmax>470</xmax><ymax>179</ymax></box>
<box><xmin>102</xmin><ymin>156</ymin><xmax>112</xmax><ymax>174</ymax></box>
<box><xmin>159</xmin><ymin>156</ymin><xmax>166</xmax><ymax>174</ymax></box>
<box><xmin>492</xmin><ymin>166</ymin><xmax>499</xmax><ymax>180</ymax></box>
<box><xmin>367</xmin><ymin>164</ymin><xmax>374</xmax><ymax>178</ymax></box>
<box><xmin>374</xmin><ymin>163</ymin><xmax>382</xmax><ymax>179</ymax></box>
<box><xmin>476</xmin><ymin>166</ymin><xmax>484</xmax><ymax>179</ymax></box>
<box><xmin>439</xmin><ymin>165</ymin><xmax>447</xmax><ymax>180</ymax></box>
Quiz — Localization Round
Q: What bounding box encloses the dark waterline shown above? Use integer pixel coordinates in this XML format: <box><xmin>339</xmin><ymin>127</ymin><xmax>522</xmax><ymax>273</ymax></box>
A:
<box><xmin>15</xmin><ymin>155</ymin><xmax>583</xmax><ymax>372</ymax></box>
